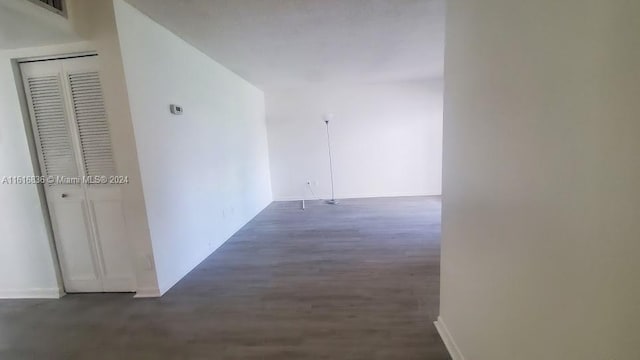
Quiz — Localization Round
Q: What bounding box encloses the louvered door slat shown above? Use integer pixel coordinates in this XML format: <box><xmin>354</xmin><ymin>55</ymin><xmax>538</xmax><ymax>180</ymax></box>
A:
<box><xmin>34</xmin><ymin>102</ymin><xmax>64</xmax><ymax>108</ymax></box>
<box><xmin>34</xmin><ymin>106</ymin><xmax>65</xmax><ymax>111</ymax></box>
<box><xmin>68</xmin><ymin>72</ymin><xmax>116</xmax><ymax>178</ymax></box>
<box><xmin>74</xmin><ymin>103</ymin><xmax>104</xmax><ymax>108</ymax></box>
<box><xmin>27</xmin><ymin>75</ymin><xmax>78</xmax><ymax>180</ymax></box>
<box><xmin>36</xmin><ymin>124</ymin><xmax>67</xmax><ymax>130</ymax></box>
<box><xmin>77</xmin><ymin>119</ymin><xmax>110</xmax><ymax>125</ymax></box>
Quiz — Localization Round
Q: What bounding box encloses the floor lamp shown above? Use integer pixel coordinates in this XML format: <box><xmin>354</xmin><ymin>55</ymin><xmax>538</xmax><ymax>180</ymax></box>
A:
<box><xmin>323</xmin><ymin>113</ymin><xmax>338</xmax><ymax>205</ymax></box>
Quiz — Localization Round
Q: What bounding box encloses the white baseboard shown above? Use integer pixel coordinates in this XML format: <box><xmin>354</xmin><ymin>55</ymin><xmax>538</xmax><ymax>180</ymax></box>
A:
<box><xmin>274</xmin><ymin>193</ymin><xmax>442</xmax><ymax>202</ymax></box>
<box><xmin>434</xmin><ymin>316</ymin><xmax>466</xmax><ymax>360</ymax></box>
<box><xmin>134</xmin><ymin>287</ymin><xmax>162</xmax><ymax>298</ymax></box>
<box><xmin>146</xmin><ymin>200</ymin><xmax>274</xmax><ymax>298</ymax></box>
<box><xmin>0</xmin><ymin>287</ymin><xmax>64</xmax><ymax>299</ymax></box>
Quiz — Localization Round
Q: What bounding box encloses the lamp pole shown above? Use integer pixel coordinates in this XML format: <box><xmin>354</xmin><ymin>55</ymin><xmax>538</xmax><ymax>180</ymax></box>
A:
<box><xmin>324</xmin><ymin>113</ymin><xmax>338</xmax><ymax>205</ymax></box>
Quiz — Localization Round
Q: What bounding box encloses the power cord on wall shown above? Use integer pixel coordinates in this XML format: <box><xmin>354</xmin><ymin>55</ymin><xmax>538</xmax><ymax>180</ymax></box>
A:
<box><xmin>306</xmin><ymin>181</ymin><xmax>321</xmax><ymax>201</ymax></box>
<box><xmin>301</xmin><ymin>181</ymin><xmax>322</xmax><ymax>210</ymax></box>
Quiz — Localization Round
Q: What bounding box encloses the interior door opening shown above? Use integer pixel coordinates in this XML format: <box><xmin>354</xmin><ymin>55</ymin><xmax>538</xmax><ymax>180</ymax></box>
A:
<box><xmin>19</xmin><ymin>55</ymin><xmax>135</xmax><ymax>293</ymax></box>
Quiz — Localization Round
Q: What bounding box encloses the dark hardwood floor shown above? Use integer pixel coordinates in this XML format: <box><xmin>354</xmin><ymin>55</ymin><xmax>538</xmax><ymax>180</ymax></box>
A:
<box><xmin>0</xmin><ymin>196</ymin><xmax>449</xmax><ymax>359</ymax></box>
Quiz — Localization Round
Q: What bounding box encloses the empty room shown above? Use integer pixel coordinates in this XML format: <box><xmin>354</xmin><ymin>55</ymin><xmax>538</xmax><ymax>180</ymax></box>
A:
<box><xmin>1</xmin><ymin>1</ymin><xmax>639</xmax><ymax>360</ymax></box>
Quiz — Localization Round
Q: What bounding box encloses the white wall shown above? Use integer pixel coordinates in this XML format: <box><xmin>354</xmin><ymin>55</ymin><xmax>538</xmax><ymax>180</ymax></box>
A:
<box><xmin>70</xmin><ymin>0</ymin><xmax>159</xmax><ymax>297</ymax></box>
<box><xmin>0</xmin><ymin>44</ymin><xmax>80</xmax><ymax>298</ymax></box>
<box><xmin>113</xmin><ymin>0</ymin><xmax>273</xmax><ymax>295</ymax></box>
<box><xmin>0</xmin><ymin>0</ymin><xmax>272</xmax><ymax>298</ymax></box>
<box><xmin>266</xmin><ymin>81</ymin><xmax>442</xmax><ymax>200</ymax></box>
<box><xmin>0</xmin><ymin>0</ymin><xmax>81</xmax><ymax>49</ymax></box>
<box><xmin>0</xmin><ymin>0</ymin><xmax>159</xmax><ymax>298</ymax></box>
<box><xmin>439</xmin><ymin>1</ymin><xmax>640</xmax><ymax>359</ymax></box>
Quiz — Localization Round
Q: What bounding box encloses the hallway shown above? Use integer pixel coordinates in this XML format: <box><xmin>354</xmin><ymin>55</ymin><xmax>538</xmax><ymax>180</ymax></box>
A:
<box><xmin>0</xmin><ymin>197</ymin><xmax>448</xmax><ymax>359</ymax></box>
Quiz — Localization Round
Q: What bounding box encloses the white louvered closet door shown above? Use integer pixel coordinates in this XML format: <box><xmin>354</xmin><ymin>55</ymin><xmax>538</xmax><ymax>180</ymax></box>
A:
<box><xmin>20</xmin><ymin>56</ymin><xmax>134</xmax><ymax>293</ymax></box>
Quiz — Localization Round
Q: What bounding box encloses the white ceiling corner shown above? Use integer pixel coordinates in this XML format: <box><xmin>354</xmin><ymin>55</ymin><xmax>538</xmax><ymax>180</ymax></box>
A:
<box><xmin>124</xmin><ymin>0</ymin><xmax>445</xmax><ymax>89</ymax></box>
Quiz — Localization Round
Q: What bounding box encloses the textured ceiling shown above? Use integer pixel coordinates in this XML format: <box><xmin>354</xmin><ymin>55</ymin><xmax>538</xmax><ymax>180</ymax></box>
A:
<box><xmin>124</xmin><ymin>0</ymin><xmax>445</xmax><ymax>89</ymax></box>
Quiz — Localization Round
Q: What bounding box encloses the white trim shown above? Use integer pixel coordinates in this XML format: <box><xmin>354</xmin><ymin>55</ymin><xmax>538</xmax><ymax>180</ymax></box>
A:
<box><xmin>17</xmin><ymin>52</ymin><xmax>97</xmax><ymax>64</ymax></box>
<box><xmin>0</xmin><ymin>287</ymin><xmax>65</xmax><ymax>299</ymax></box>
<box><xmin>274</xmin><ymin>193</ymin><xmax>442</xmax><ymax>202</ymax></box>
<box><xmin>134</xmin><ymin>287</ymin><xmax>162</xmax><ymax>298</ymax></box>
<box><xmin>1</xmin><ymin>41</ymin><xmax>94</xmax><ymax>60</ymax></box>
<box><xmin>153</xmin><ymin>200</ymin><xmax>273</xmax><ymax>297</ymax></box>
<box><xmin>434</xmin><ymin>316</ymin><xmax>466</xmax><ymax>360</ymax></box>
<box><xmin>5</xmin><ymin>44</ymin><xmax>97</xmax><ymax>302</ymax></box>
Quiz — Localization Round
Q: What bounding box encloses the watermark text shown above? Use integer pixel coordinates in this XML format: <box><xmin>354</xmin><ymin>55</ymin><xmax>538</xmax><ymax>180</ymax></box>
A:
<box><xmin>1</xmin><ymin>175</ymin><xmax>129</xmax><ymax>185</ymax></box>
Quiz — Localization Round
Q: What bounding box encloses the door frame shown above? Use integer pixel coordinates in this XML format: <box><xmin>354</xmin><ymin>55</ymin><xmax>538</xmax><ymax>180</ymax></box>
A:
<box><xmin>12</xmin><ymin>51</ymin><xmax>102</xmax><ymax>297</ymax></box>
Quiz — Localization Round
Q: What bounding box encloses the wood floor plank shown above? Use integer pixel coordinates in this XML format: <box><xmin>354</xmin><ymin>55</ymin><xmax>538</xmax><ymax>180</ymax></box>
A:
<box><xmin>0</xmin><ymin>196</ymin><xmax>450</xmax><ymax>359</ymax></box>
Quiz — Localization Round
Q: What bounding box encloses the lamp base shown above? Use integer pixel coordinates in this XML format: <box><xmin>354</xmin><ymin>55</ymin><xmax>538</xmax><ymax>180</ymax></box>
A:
<box><xmin>325</xmin><ymin>199</ymin><xmax>339</xmax><ymax>205</ymax></box>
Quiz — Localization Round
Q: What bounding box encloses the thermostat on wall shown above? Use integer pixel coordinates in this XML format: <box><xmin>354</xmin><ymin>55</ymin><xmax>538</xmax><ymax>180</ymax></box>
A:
<box><xmin>170</xmin><ymin>104</ymin><xmax>183</xmax><ymax>115</ymax></box>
